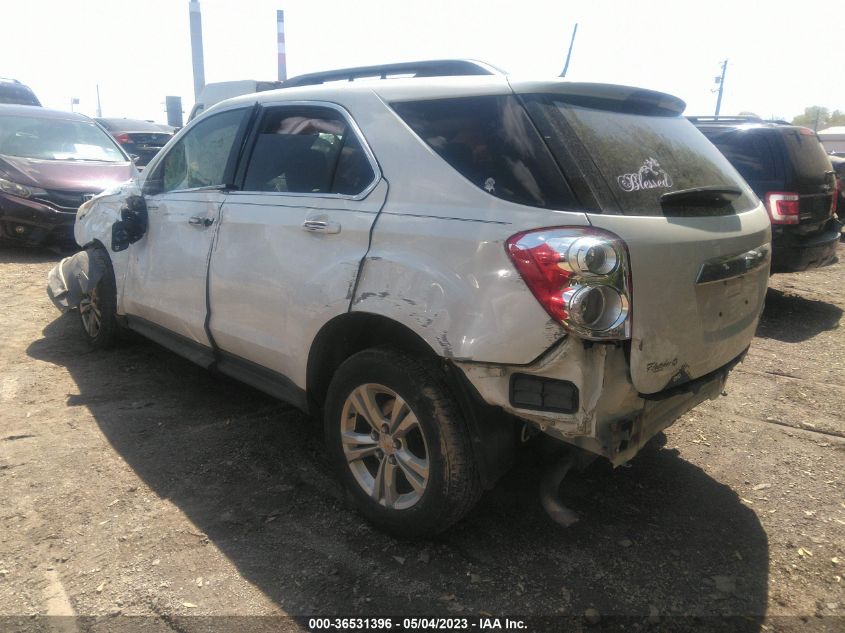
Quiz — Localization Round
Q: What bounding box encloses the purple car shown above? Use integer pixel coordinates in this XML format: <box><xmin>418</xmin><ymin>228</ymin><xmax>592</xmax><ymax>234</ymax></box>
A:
<box><xmin>0</xmin><ymin>105</ymin><xmax>136</xmax><ymax>247</ymax></box>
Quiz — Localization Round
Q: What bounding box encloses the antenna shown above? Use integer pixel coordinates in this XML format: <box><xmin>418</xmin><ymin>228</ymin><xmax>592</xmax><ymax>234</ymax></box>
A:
<box><xmin>560</xmin><ymin>23</ymin><xmax>578</xmax><ymax>78</ymax></box>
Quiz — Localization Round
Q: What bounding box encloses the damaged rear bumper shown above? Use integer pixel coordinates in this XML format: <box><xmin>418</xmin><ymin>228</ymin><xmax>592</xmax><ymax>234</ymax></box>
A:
<box><xmin>455</xmin><ymin>339</ymin><xmax>745</xmax><ymax>466</ymax></box>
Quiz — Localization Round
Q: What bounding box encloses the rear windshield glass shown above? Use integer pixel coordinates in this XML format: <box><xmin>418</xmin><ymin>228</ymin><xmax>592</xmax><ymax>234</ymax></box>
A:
<box><xmin>781</xmin><ymin>129</ymin><xmax>833</xmax><ymax>181</ymax></box>
<box><xmin>0</xmin><ymin>84</ymin><xmax>40</xmax><ymax>106</ymax></box>
<box><xmin>525</xmin><ymin>96</ymin><xmax>757</xmax><ymax>216</ymax></box>
<box><xmin>391</xmin><ymin>96</ymin><xmax>577</xmax><ymax>209</ymax></box>
<box><xmin>696</xmin><ymin>127</ymin><xmax>778</xmax><ymax>182</ymax></box>
<box><xmin>0</xmin><ymin>114</ymin><xmax>126</xmax><ymax>162</ymax></box>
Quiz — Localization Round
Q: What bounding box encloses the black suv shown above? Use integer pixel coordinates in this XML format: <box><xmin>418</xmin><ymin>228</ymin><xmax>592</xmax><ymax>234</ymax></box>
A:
<box><xmin>689</xmin><ymin>116</ymin><xmax>840</xmax><ymax>272</ymax></box>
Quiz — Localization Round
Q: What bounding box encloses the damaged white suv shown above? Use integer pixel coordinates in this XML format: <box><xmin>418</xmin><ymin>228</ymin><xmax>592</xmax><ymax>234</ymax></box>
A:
<box><xmin>49</xmin><ymin>60</ymin><xmax>772</xmax><ymax>536</ymax></box>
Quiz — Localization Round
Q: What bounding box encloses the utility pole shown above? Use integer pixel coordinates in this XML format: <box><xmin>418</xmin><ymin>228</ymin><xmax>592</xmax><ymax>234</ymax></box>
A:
<box><xmin>714</xmin><ymin>59</ymin><xmax>728</xmax><ymax>116</ymax></box>
<box><xmin>96</xmin><ymin>84</ymin><xmax>102</xmax><ymax>118</ymax></box>
<box><xmin>560</xmin><ymin>23</ymin><xmax>578</xmax><ymax>78</ymax></box>
<box><xmin>188</xmin><ymin>1</ymin><xmax>206</xmax><ymax>100</ymax></box>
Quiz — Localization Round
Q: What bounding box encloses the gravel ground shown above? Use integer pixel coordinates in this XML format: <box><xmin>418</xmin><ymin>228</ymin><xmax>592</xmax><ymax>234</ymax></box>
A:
<box><xmin>0</xmin><ymin>244</ymin><xmax>843</xmax><ymax>633</ymax></box>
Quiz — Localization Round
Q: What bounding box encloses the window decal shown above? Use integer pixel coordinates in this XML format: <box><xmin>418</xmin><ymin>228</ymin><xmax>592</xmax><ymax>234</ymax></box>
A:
<box><xmin>617</xmin><ymin>157</ymin><xmax>673</xmax><ymax>192</ymax></box>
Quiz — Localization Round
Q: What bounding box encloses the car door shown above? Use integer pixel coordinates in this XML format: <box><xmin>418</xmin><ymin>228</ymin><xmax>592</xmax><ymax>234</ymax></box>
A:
<box><xmin>207</xmin><ymin>102</ymin><xmax>385</xmax><ymax>390</ymax></box>
<box><xmin>122</xmin><ymin>107</ymin><xmax>252</xmax><ymax>348</ymax></box>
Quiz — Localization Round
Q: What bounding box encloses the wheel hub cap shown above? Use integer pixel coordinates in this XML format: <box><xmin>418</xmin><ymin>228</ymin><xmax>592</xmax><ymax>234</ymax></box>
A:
<box><xmin>340</xmin><ymin>383</ymin><xmax>430</xmax><ymax>510</ymax></box>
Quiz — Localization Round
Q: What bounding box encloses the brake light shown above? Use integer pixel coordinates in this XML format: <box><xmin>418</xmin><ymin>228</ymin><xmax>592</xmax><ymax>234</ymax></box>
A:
<box><xmin>764</xmin><ymin>192</ymin><xmax>800</xmax><ymax>225</ymax></box>
<box><xmin>506</xmin><ymin>228</ymin><xmax>631</xmax><ymax>340</ymax></box>
<box><xmin>114</xmin><ymin>133</ymin><xmax>132</xmax><ymax>145</ymax></box>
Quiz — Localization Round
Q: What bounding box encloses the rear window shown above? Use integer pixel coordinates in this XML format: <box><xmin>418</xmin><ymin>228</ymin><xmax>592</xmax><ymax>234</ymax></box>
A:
<box><xmin>697</xmin><ymin>127</ymin><xmax>778</xmax><ymax>182</ymax></box>
<box><xmin>781</xmin><ymin>129</ymin><xmax>833</xmax><ymax>181</ymax></box>
<box><xmin>391</xmin><ymin>96</ymin><xmax>577</xmax><ymax>209</ymax></box>
<box><xmin>524</xmin><ymin>96</ymin><xmax>757</xmax><ymax>216</ymax></box>
<box><xmin>0</xmin><ymin>84</ymin><xmax>40</xmax><ymax>106</ymax></box>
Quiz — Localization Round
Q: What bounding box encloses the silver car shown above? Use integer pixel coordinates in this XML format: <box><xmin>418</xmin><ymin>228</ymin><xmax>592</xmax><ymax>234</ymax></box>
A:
<box><xmin>48</xmin><ymin>60</ymin><xmax>771</xmax><ymax>536</ymax></box>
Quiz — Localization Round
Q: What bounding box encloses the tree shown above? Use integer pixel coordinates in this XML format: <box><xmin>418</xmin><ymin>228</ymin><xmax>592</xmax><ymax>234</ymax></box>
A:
<box><xmin>792</xmin><ymin>106</ymin><xmax>829</xmax><ymax>130</ymax></box>
<box><xmin>791</xmin><ymin>106</ymin><xmax>845</xmax><ymax>130</ymax></box>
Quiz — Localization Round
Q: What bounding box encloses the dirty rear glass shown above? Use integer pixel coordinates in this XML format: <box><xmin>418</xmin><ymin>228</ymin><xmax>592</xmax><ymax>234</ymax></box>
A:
<box><xmin>781</xmin><ymin>129</ymin><xmax>834</xmax><ymax>182</ymax></box>
<box><xmin>524</xmin><ymin>96</ymin><xmax>757</xmax><ymax>216</ymax></box>
<box><xmin>391</xmin><ymin>96</ymin><xmax>577</xmax><ymax>209</ymax></box>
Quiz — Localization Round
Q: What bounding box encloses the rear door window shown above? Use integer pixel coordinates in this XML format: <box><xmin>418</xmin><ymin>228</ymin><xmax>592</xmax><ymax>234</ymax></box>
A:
<box><xmin>524</xmin><ymin>96</ymin><xmax>758</xmax><ymax>216</ymax></box>
<box><xmin>241</xmin><ymin>105</ymin><xmax>376</xmax><ymax>196</ymax></box>
<box><xmin>391</xmin><ymin>96</ymin><xmax>578</xmax><ymax>209</ymax></box>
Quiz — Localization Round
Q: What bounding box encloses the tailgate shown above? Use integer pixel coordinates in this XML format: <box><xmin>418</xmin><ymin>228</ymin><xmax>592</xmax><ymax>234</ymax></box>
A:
<box><xmin>587</xmin><ymin>209</ymin><xmax>771</xmax><ymax>394</ymax></box>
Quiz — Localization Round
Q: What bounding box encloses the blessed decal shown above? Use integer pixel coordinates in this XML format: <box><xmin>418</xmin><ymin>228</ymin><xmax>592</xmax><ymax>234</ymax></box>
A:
<box><xmin>617</xmin><ymin>157</ymin><xmax>673</xmax><ymax>192</ymax></box>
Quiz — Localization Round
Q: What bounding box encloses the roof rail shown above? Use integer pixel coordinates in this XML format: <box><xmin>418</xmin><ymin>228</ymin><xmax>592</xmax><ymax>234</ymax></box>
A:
<box><xmin>282</xmin><ymin>59</ymin><xmax>504</xmax><ymax>89</ymax></box>
<box><xmin>686</xmin><ymin>115</ymin><xmax>764</xmax><ymax>123</ymax></box>
<box><xmin>0</xmin><ymin>77</ymin><xmax>23</xmax><ymax>84</ymax></box>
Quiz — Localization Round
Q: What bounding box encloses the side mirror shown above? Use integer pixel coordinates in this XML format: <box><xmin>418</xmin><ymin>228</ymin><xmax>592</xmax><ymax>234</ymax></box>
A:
<box><xmin>111</xmin><ymin>195</ymin><xmax>148</xmax><ymax>252</ymax></box>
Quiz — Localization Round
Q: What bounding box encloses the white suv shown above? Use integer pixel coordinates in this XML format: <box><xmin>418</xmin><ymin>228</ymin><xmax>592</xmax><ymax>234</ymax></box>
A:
<box><xmin>48</xmin><ymin>61</ymin><xmax>772</xmax><ymax>536</ymax></box>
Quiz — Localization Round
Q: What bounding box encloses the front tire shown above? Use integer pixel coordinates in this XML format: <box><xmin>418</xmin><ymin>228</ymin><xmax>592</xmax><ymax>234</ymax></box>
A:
<box><xmin>78</xmin><ymin>247</ymin><xmax>120</xmax><ymax>349</ymax></box>
<box><xmin>324</xmin><ymin>347</ymin><xmax>482</xmax><ymax>537</ymax></box>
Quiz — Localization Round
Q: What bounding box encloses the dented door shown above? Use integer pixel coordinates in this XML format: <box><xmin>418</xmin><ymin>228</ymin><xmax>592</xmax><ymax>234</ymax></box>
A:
<box><xmin>207</xmin><ymin>180</ymin><xmax>386</xmax><ymax>386</ymax></box>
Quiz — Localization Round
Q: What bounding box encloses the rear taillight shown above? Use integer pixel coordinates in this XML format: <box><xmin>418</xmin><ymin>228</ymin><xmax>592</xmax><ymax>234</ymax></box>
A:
<box><xmin>114</xmin><ymin>133</ymin><xmax>132</xmax><ymax>144</ymax></box>
<box><xmin>764</xmin><ymin>192</ymin><xmax>800</xmax><ymax>225</ymax></box>
<box><xmin>506</xmin><ymin>228</ymin><xmax>631</xmax><ymax>340</ymax></box>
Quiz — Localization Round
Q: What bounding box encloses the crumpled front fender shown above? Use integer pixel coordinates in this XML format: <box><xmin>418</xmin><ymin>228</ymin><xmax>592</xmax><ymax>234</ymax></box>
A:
<box><xmin>46</xmin><ymin>248</ymin><xmax>106</xmax><ymax>312</ymax></box>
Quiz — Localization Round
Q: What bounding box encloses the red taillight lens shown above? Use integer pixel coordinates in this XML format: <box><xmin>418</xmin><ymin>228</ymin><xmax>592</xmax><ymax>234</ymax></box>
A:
<box><xmin>506</xmin><ymin>227</ymin><xmax>631</xmax><ymax>340</ymax></box>
<box><xmin>764</xmin><ymin>192</ymin><xmax>800</xmax><ymax>225</ymax></box>
<box><xmin>114</xmin><ymin>133</ymin><xmax>132</xmax><ymax>144</ymax></box>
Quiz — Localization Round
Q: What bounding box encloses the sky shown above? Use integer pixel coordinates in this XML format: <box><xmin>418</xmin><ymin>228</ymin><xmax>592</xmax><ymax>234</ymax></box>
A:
<box><xmin>2</xmin><ymin>0</ymin><xmax>842</xmax><ymax>124</ymax></box>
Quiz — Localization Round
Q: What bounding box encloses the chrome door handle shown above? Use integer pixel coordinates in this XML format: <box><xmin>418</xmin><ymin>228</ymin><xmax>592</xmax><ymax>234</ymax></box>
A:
<box><xmin>301</xmin><ymin>219</ymin><xmax>341</xmax><ymax>234</ymax></box>
<box><xmin>188</xmin><ymin>216</ymin><xmax>213</xmax><ymax>227</ymax></box>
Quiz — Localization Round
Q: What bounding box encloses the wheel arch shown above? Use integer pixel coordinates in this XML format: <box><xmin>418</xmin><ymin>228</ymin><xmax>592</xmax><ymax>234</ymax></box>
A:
<box><xmin>306</xmin><ymin>311</ymin><xmax>439</xmax><ymax>413</ymax></box>
<box><xmin>307</xmin><ymin>311</ymin><xmax>516</xmax><ymax>489</ymax></box>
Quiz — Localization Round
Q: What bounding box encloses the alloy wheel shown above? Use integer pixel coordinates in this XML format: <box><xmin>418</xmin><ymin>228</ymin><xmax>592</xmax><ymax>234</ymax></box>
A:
<box><xmin>340</xmin><ymin>383</ymin><xmax>430</xmax><ymax>510</ymax></box>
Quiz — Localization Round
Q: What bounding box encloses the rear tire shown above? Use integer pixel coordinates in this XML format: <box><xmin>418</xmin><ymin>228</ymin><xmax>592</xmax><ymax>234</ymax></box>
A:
<box><xmin>78</xmin><ymin>247</ymin><xmax>120</xmax><ymax>350</ymax></box>
<box><xmin>324</xmin><ymin>347</ymin><xmax>482</xmax><ymax>537</ymax></box>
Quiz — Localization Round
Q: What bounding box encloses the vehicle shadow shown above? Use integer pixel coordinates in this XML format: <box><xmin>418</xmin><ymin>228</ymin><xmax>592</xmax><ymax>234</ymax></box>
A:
<box><xmin>0</xmin><ymin>244</ymin><xmax>67</xmax><ymax>264</ymax></box>
<box><xmin>757</xmin><ymin>287</ymin><xmax>842</xmax><ymax>343</ymax></box>
<box><xmin>27</xmin><ymin>314</ymin><xmax>769</xmax><ymax>629</ymax></box>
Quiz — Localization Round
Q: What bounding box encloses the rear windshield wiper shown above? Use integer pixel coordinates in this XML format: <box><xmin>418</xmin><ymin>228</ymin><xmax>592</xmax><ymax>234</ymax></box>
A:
<box><xmin>661</xmin><ymin>185</ymin><xmax>742</xmax><ymax>207</ymax></box>
<box><xmin>660</xmin><ymin>186</ymin><xmax>744</xmax><ymax>217</ymax></box>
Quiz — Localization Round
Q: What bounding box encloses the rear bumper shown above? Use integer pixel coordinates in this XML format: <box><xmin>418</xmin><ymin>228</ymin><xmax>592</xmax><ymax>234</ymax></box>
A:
<box><xmin>771</xmin><ymin>221</ymin><xmax>841</xmax><ymax>273</ymax></box>
<box><xmin>0</xmin><ymin>192</ymin><xmax>77</xmax><ymax>246</ymax></box>
<box><xmin>455</xmin><ymin>339</ymin><xmax>747</xmax><ymax>466</ymax></box>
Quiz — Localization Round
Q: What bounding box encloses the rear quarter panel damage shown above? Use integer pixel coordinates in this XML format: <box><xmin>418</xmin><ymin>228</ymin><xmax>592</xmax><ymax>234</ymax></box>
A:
<box><xmin>350</xmin><ymin>211</ymin><xmax>567</xmax><ymax>365</ymax></box>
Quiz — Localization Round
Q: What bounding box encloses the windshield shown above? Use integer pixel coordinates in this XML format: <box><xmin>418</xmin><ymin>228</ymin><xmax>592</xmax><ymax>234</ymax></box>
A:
<box><xmin>0</xmin><ymin>114</ymin><xmax>126</xmax><ymax>162</ymax></box>
<box><xmin>524</xmin><ymin>96</ymin><xmax>758</xmax><ymax>216</ymax></box>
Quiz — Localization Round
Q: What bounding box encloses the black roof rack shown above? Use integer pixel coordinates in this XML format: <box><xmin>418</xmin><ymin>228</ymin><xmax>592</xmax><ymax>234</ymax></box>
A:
<box><xmin>282</xmin><ymin>59</ymin><xmax>504</xmax><ymax>89</ymax></box>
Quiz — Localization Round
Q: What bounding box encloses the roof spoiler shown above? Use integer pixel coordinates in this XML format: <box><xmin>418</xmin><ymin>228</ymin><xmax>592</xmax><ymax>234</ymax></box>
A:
<box><xmin>517</xmin><ymin>82</ymin><xmax>686</xmax><ymax>117</ymax></box>
<box><xmin>282</xmin><ymin>59</ymin><xmax>504</xmax><ymax>89</ymax></box>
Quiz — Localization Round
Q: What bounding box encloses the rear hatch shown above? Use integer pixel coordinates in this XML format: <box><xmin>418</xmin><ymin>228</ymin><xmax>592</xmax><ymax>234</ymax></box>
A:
<box><xmin>697</xmin><ymin>124</ymin><xmax>835</xmax><ymax>233</ymax></box>
<box><xmin>519</xmin><ymin>87</ymin><xmax>771</xmax><ymax>394</ymax></box>
<box><xmin>779</xmin><ymin>127</ymin><xmax>836</xmax><ymax>231</ymax></box>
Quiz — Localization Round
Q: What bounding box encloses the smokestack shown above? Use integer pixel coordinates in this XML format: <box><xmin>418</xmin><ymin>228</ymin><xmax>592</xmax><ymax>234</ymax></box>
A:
<box><xmin>189</xmin><ymin>1</ymin><xmax>206</xmax><ymax>99</ymax></box>
<box><xmin>276</xmin><ymin>10</ymin><xmax>287</xmax><ymax>82</ymax></box>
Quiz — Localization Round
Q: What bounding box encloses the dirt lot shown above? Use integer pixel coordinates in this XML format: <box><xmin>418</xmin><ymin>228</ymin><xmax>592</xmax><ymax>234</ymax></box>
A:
<box><xmin>0</xmin><ymin>244</ymin><xmax>843</xmax><ymax>632</ymax></box>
